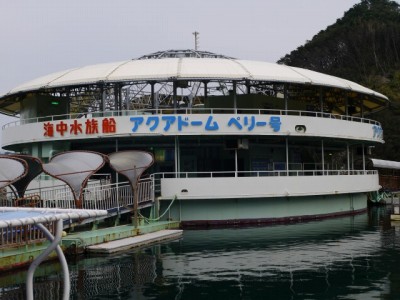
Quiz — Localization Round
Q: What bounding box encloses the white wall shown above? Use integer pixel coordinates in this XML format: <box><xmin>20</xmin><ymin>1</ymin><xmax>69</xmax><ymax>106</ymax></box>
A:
<box><xmin>160</xmin><ymin>174</ymin><xmax>379</xmax><ymax>199</ymax></box>
<box><xmin>2</xmin><ymin>114</ymin><xmax>384</xmax><ymax>147</ymax></box>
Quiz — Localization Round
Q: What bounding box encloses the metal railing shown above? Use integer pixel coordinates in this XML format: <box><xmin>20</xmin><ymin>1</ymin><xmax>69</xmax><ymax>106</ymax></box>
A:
<box><xmin>20</xmin><ymin>179</ymin><xmax>106</xmax><ymax>205</ymax></box>
<box><xmin>44</xmin><ymin>178</ymin><xmax>153</xmax><ymax>210</ymax></box>
<box><xmin>152</xmin><ymin>169</ymin><xmax>377</xmax><ymax>179</ymax></box>
<box><xmin>2</xmin><ymin>107</ymin><xmax>381</xmax><ymax>129</ymax></box>
<box><xmin>2</xmin><ymin>178</ymin><xmax>154</xmax><ymax>211</ymax></box>
<box><xmin>0</xmin><ymin>222</ymin><xmax>56</xmax><ymax>249</ymax></box>
<box><xmin>45</xmin><ymin>184</ymin><xmax>132</xmax><ymax>210</ymax></box>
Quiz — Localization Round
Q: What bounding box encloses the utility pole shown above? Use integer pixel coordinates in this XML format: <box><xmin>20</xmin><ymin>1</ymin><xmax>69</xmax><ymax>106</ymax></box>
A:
<box><xmin>193</xmin><ymin>31</ymin><xmax>199</xmax><ymax>50</ymax></box>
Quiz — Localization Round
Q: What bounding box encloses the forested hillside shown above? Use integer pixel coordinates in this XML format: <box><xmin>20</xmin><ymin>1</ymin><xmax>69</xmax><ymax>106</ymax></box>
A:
<box><xmin>278</xmin><ymin>0</ymin><xmax>400</xmax><ymax>160</ymax></box>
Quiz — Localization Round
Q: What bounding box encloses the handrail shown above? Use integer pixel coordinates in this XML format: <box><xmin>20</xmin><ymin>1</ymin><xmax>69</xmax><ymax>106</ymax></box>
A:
<box><xmin>150</xmin><ymin>170</ymin><xmax>378</xmax><ymax>179</ymax></box>
<box><xmin>3</xmin><ymin>178</ymin><xmax>154</xmax><ymax>211</ymax></box>
<box><xmin>0</xmin><ymin>221</ymin><xmax>56</xmax><ymax>249</ymax></box>
<box><xmin>2</xmin><ymin>107</ymin><xmax>381</xmax><ymax>129</ymax></box>
<box><xmin>49</xmin><ymin>178</ymin><xmax>153</xmax><ymax>210</ymax></box>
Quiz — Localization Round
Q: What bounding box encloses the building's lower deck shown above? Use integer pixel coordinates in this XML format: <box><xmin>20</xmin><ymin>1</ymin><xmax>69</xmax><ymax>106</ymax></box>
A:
<box><xmin>158</xmin><ymin>192</ymin><xmax>369</xmax><ymax>227</ymax></box>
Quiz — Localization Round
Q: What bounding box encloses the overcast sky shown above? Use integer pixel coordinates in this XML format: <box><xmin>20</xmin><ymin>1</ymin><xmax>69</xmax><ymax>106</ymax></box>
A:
<box><xmin>0</xmin><ymin>0</ymin><xmax>392</xmax><ymax>130</ymax></box>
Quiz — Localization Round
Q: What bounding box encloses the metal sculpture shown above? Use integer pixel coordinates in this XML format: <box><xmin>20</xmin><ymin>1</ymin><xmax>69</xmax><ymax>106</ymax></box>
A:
<box><xmin>11</xmin><ymin>155</ymin><xmax>43</xmax><ymax>198</ymax></box>
<box><xmin>0</xmin><ymin>156</ymin><xmax>28</xmax><ymax>203</ymax></box>
<box><xmin>108</xmin><ymin>150</ymin><xmax>154</xmax><ymax>227</ymax></box>
<box><xmin>42</xmin><ymin>151</ymin><xmax>107</xmax><ymax>208</ymax></box>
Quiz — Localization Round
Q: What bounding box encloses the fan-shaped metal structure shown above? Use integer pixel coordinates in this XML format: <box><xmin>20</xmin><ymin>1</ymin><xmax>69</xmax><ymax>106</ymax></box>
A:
<box><xmin>0</xmin><ymin>156</ymin><xmax>27</xmax><ymax>190</ymax></box>
<box><xmin>42</xmin><ymin>151</ymin><xmax>107</xmax><ymax>208</ymax></box>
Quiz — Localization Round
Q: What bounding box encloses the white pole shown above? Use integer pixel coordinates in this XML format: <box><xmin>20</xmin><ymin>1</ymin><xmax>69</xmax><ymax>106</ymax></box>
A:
<box><xmin>233</xmin><ymin>81</ymin><xmax>237</xmax><ymax>114</ymax></box>
<box><xmin>286</xmin><ymin>138</ymin><xmax>289</xmax><ymax>175</ymax></box>
<box><xmin>26</xmin><ymin>220</ymin><xmax>69</xmax><ymax>300</ymax></box>
<box><xmin>347</xmin><ymin>143</ymin><xmax>350</xmax><ymax>174</ymax></box>
<box><xmin>284</xmin><ymin>84</ymin><xmax>288</xmax><ymax>112</ymax></box>
<box><xmin>362</xmin><ymin>144</ymin><xmax>366</xmax><ymax>171</ymax></box>
<box><xmin>193</xmin><ymin>31</ymin><xmax>199</xmax><ymax>50</ymax></box>
<box><xmin>321</xmin><ymin>140</ymin><xmax>325</xmax><ymax>175</ymax></box>
<box><xmin>175</xmin><ymin>136</ymin><xmax>180</xmax><ymax>176</ymax></box>
<box><xmin>235</xmin><ymin>148</ymin><xmax>238</xmax><ymax>177</ymax></box>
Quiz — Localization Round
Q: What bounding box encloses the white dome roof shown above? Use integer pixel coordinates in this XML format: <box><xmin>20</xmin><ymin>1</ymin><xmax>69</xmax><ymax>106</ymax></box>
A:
<box><xmin>2</xmin><ymin>50</ymin><xmax>388</xmax><ymax>101</ymax></box>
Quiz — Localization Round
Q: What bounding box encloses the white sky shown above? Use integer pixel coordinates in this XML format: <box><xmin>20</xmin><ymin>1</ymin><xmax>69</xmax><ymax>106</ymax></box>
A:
<box><xmin>0</xmin><ymin>0</ymin><xmax>391</xmax><ymax>131</ymax></box>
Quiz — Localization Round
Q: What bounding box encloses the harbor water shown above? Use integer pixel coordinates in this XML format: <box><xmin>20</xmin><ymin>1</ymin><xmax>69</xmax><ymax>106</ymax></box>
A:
<box><xmin>1</xmin><ymin>206</ymin><xmax>400</xmax><ymax>299</ymax></box>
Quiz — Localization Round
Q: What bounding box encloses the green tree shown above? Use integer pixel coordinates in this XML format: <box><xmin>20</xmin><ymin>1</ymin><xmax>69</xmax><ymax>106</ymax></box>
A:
<box><xmin>278</xmin><ymin>0</ymin><xmax>400</xmax><ymax>160</ymax></box>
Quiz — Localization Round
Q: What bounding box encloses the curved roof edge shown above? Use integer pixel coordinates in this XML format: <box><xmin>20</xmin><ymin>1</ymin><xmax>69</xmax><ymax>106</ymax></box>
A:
<box><xmin>0</xmin><ymin>50</ymin><xmax>389</xmax><ymax>103</ymax></box>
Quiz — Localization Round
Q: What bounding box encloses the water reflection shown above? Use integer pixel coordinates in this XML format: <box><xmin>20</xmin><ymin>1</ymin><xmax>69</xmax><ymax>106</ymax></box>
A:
<box><xmin>65</xmin><ymin>253</ymin><xmax>155</xmax><ymax>298</ymax></box>
<box><xmin>2</xmin><ymin>207</ymin><xmax>400</xmax><ymax>299</ymax></box>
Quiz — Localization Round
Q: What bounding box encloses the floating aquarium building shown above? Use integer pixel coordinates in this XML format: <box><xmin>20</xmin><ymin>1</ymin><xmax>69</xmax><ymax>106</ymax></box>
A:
<box><xmin>0</xmin><ymin>49</ymin><xmax>389</xmax><ymax>226</ymax></box>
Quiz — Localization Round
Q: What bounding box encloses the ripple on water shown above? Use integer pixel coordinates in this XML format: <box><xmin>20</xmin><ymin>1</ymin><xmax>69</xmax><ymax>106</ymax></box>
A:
<box><xmin>1</xmin><ymin>208</ymin><xmax>398</xmax><ymax>299</ymax></box>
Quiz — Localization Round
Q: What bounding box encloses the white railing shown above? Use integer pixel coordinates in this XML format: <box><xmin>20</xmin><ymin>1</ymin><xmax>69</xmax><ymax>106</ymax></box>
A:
<box><xmin>45</xmin><ymin>184</ymin><xmax>133</xmax><ymax>210</ymax></box>
<box><xmin>2</xmin><ymin>107</ymin><xmax>381</xmax><ymax>129</ymax></box>
<box><xmin>136</xmin><ymin>179</ymin><xmax>153</xmax><ymax>203</ymax></box>
<box><xmin>20</xmin><ymin>179</ymin><xmax>106</xmax><ymax>205</ymax></box>
<box><xmin>152</xmin><ymin>169</ymin><xmax>377</xmax><ymax>179</ymax></box>
<box><xmin>47</xmin><ymin>178</ymin><xmax>153</xmax><ymax>210</ymax></box>
<box><xmin>3</xmin><ymin>178</ymin><xmax>154</xmax><ymax>211</ymax></box>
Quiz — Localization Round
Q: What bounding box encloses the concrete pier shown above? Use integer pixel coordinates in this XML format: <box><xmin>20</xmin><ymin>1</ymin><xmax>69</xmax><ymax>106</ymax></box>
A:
<box><xmin>61</xmin><ymin>220</ymin><xmax>180</xmax><ymax>255</ymax></box>
<box><xmin>86</xmin><ymin>229</ymin><xmax>183</xmax><ymax>254</ymax></box>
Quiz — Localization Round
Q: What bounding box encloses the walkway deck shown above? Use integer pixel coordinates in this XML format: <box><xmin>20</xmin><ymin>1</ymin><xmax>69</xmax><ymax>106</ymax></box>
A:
<box><xmin>86</xmin><ymin>229</ymin><xmax>183</xmax><ymax>254</ymax></box>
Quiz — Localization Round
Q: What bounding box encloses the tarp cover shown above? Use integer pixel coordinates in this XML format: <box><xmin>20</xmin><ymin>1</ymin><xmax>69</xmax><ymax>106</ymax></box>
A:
<box><xmin>0</xmin><ymin>156</ymin><xmax>27</xmax><ymax>189</ymax></box>
<box><xmin>11</xmin><ymin>155</ymin><xmax>43</xmax><ymax>198</ymax></box>
<box><xmin>42</xmin><ymin>151</ymin><xmax>106</xmax><ymax>207</ymax></box>
<box><xmin>108</xmin><ymin>151</ymin><xmax>154</xmax><ymax>187</ymax></box>
<box><xmin>3</xmin><ymin>58</ymin><xmax>388</xmax><ymax>101</ymax></box>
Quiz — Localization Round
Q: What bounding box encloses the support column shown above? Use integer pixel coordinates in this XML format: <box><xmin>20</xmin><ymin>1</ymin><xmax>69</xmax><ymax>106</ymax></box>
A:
<box><xmin>202</xmin><ymin>81</ymin><xmax>208</xmax><ymax>112</ymax></box>
<box><xmin>246</xmin><ymin>80</ymin><xmax>251</xmax><ymax>94</ymax></box>
<box><xmin>175</xmin><ymin>136</ymin><xmax>180</xmax><ymax>176</ymax></box>
<box><xmin>173</xmin><ymin>81</ymin><xmax>177</xmax><ymax>113</ymax></box>
<box><xmin>321</xmin><ymin>140</ymin><xmax>325</xmax><ymax>175</ymax></box>
<box><xmin>233</xmin><ymin>81</ymin><xmax>237</xmax><ymax>113</ymax></box>
<box><xmin>66</xmin><ymin>90</ymin><xmax>71</xmax><ymax>117</ymax></box>
<box><xmin>284</xmin><ymin>84</ymin><xmax>288</xmax><ymax>113</ymax></box>
<box><xmin>114</xmin><ymin>84</ymin><xmax>119</xmax><ymax>112</ymax></box>
<box><xmin>115</xmin><ymin>139</ymin><xmax>119</xmax><ymax>196</ymax></box>
<box><xmin>118</xmin><ymin>85</ymin><xmax>122</xmax><ymax>113</ymax></box>
<box><xmin>360</xmin><ymin>100</ymin><xmax>364</xmax><ymax>119</ymax></box>
<box><xmin>362</xmin><ymin>144</ymin><xmax>366</xmax><ymax>171</ymax></box>
<box><xmin>150</xmin><ymin>82</ymin><xmax>155</xmax><ymax>112</ymax></box>
<box><xmin>235</xmin><ymin>148</ymin><xmax>238</xmax><ymax>177</ymax></box>
<box><xmin>347</xmin><ymin>143</ymin><xmax>350</xmax><ymax>174</ymax></box>
<box><xmin>123</xmin><ymin>87</ymin><xmax>129</xmax><ymax>111</ymax></box>
<box><xmin>351</xmin><ymin>147</ymin><xmax>354</xmax><ymax>170</ymax></box>
<box><xmin>133</xmin><ymin>184</ymin><xmax>139</xmax><ymax>228</ymax></box>
<box><xmin>319</xmin><ymin>87</ymin><xmax>324</xmax><ymax>115</ymax></box>
<box><xmin>286</xmin><ymin>138</ymin><xmax>289</xmax><ymax>175</ymax></box>
<box><xmin>101</xmin><ymin>85</ymin><xmax>106</xmax><ymax>115</ymax></box>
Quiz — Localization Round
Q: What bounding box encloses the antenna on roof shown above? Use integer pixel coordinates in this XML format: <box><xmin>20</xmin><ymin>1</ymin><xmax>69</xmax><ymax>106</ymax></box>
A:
<box><xmin>192</xmin><ymin>31</ymin><xmax>199</xmax><ymax>50</ymax></box>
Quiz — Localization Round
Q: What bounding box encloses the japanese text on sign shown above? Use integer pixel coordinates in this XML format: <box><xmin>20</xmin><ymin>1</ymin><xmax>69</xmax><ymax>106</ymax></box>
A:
<box><xmin>43</xmin><ymin>115</ymin><xmax>282</xmax><ymax>138</ymax></box>
<box><xmin>129</xmin><ymin>115</ymin><xmax>281</xmax><ymax>133</ymax></box>
<box><xmin>44</xmin><ymin>118</ymin><xmax>116</xmax><ymax>137</ymax></box>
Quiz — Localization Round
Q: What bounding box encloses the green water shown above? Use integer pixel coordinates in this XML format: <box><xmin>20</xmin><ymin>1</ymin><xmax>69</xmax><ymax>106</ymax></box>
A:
<box><xmin>1</xmin><ymin>207</ymin><xmax>400</xmax><ymax>299</ymax></box>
